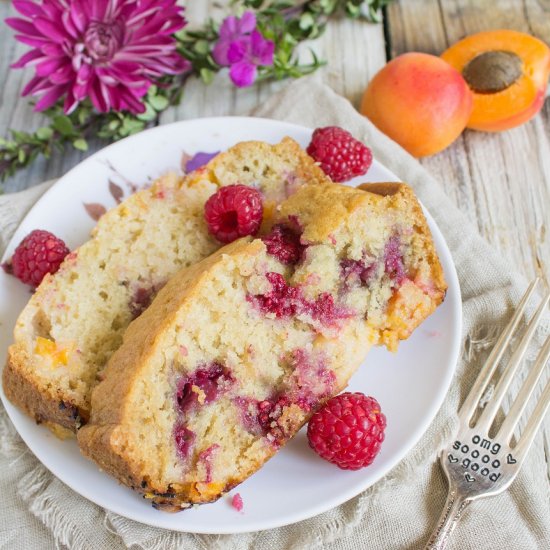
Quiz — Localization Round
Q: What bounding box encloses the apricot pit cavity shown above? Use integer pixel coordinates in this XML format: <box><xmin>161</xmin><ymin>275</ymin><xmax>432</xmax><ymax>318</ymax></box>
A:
<box><xmin>462</xmin><ymin>50</ymin><xmax>523</xmax><ymax>94</ymax></box>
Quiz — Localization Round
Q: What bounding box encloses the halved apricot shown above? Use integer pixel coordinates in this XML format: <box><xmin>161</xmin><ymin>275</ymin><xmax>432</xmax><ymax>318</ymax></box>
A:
<box><xmin>441</xmin><ymin>30</ymin><xmax>550</xmax><ymax>132</ymax></box>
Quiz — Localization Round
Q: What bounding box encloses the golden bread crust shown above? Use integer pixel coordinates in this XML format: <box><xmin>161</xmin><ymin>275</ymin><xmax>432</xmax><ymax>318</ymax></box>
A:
<box><xmin>3</xmin><ymin>345</ymin><xmax>81</xmax><ymax>434</ymax></box>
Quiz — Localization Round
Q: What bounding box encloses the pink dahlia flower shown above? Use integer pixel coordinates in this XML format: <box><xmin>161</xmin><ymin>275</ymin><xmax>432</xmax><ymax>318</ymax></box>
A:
<box><xmin>6</xmin><ymin>0</ymin><xmax>190</xmax><ymax>114</ymax></box>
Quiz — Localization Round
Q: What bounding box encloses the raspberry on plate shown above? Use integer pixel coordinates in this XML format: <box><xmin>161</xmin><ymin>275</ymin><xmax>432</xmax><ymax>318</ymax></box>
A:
<box><xmin>7</xmin><ymin>229</ymin><xmax>69</xmax><ymax>287</ymax></box>
<box><xmin>262</xmin><ymin>224</ymin><xmax>305</xmax><ymax>265</ymax></box>
<box><xmin>307</xmin><ymin>392</ymin><xmax>386</xmax><ymax>470</ymax></box>
<box><xmin>306</xmin><ymin>126</ymin><xmax>373</xmax><ymax>182</ymax></box>
<box><xmin>204</xmin><ymin>184</ymin><xmax>263</xmax><ymax>243</ymax></box>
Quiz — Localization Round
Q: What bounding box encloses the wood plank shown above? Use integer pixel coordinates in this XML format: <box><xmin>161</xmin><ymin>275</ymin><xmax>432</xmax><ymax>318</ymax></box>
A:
<box><xmin>385</xmin><ymin>0</ymin><xmax>550</xmax><ymax>285</ymax></box>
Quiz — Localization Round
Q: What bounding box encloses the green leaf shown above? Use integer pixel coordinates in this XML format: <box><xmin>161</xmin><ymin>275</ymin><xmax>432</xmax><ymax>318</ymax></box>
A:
<box><xmin>52</xmin><ymin>115</ymin><xmax>74</xmax><ymax>136</ymax></box>
<box><xmin>148</xmin><ymin>95</ymin><xmax>169</xmax><ymax>111</ymax></box>
<box><xmin>108</xmin><ymin>119</ymin><xmax>121</xmax><ymax>131</ymax></box>
<box><xmin>299</xmin><ymin>13</ymin><xmax>315</xmax><ymax>30</ymax></box>
<box><xmin>73</xmin><ymin>138</ymin><xmax>88</xmax><ymax>151</ymax></box>
<box><xmin>77</xmin><ymin>107</ymin><xmax>91</xmax><ymax>126</ymax></box>
<box><xmin>18</xmin><ymin>149</ymin><xmax>26</xmax><ymax>163</ymax></box>
<box><xmin>11</xmin><ymin>130</ymin><xmax>28</xmax><ymax>142</ymax></box>
<box><xmin>193</xmin><ymin>39</ymin><xmax>211</xmax><ymax>55</ymax></box>
<box><xmin>36</xmin><ymin>127</ymin><xmax>53</xmax><ymax>140</ymax></box>
<box><xmin>200</xmin><ymin>67</ymin><xmax>215</xmax><ymax>85</ymax></box>
<box><xmin>137</xmin><ymin>103</ymin><xmax>157</xmax><ymax>121</ymax></box>
<box><xmin>121</xmin><ymin>117</ymin><xmax>145</xmax><ymax>136</ymax></box>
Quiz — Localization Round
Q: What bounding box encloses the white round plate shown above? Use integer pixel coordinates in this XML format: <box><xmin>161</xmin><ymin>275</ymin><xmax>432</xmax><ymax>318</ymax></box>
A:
<box><xmin>0</xmin><ymin>117</ymin><xmax>461</xmax><ymax>534</ymax></box>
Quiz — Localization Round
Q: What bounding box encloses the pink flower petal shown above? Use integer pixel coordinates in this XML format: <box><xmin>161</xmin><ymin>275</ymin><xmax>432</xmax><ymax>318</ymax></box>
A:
<box><xmin>50</xmin><ymin>65</ymin><xmax>74</xmax><ymax>84</ymax></box>
<box><xmin>239</xmin><ymin>11</ymin><xmax>257</xmax><ymax>33</ymax></box>
<box><xmin>76</xmin><ymin>63</ymin><xmax>93</xmax><ymax>85</ymax></box>
<box><xmin>34</xmin><ymin>84</ymin><xmax>67</xmax><ymax>111</ymax></box>
<box><xmin>227</xmin><ymin>39</ymin><xmax>248</xmax><ymax>64</ymax></box>
<box><xmin>22</xmin><ymin>75</ymin><xmax>52</xmax><ymax>96</ymax></box>
<box><xmin>61</xmin><ymin>10</ymin><xmax>79</xmax><ymax>39</ymax></box>
<box><xmin>212</xmin><ymin>41</ymin><xmax>231</xmax><ymax>66</ymax></box>
<box><xmin>63</xmin><ymin>89</ymin><xmax>79</xmax><ymax>114</ymax></box>
<box><xmin>41</xmin><ymin>0</ymin><xmax>64</xmax><ymax>20</ymax></box>
<box><xmin>219</xmin><ymin>15</ymin><xmax>238</xmax><ymax>39</ymax></box>
<box><xmin>69</xmin><ymin>0</ymin><xmax>88</xmax><ymax>33</ymax></box>
<box><xmin>73</xmin><ymin>65</ymin><xmax>93</xmax><ymax>99</ymax></box>
<box><xmin>14</xmin><ymin>34</ymin><xmax>49</xmax><ymax>48</ymax></box>
<box><xmin>91</xmin><ymin>0</ymin><xmax>110</xmax><ymax>20</ymax></box>
<box><xmin>229</xmin><ymin>61</ymin><xmax>257</xmax><ymax>87</ymax></box>
<box><xmin>126</xmin><ymin>6</ymin><xmax>162</xmax><ymax>27</ymax></box>
<box><xmin>5</xmin><ymin>17</ymin><xmax>42</xmax><ymax>36</ymax></box>
<box><xmin>89</xmin><ymin>79</ymin><xmax>110</xmax><ymax>112</ymax></box>
<box><xmin>34</xmin><ymin>17</ymin><xmax>69</xmax><ymax>42</ymax></box>
<box><xmin>13</xmin><ymin>0</ymin><xmax>44</xmax><ymax>18</ymax></box>
<box><xmin>11</xmin><ymin>49</ymin><xmax>44</xmax><ymax>68</ymax></box>
<box><xmin>249</xmin><ymin>30</ymin><xmax>274</xmax><ymax>65</ymax></box>
<box><xmin>40</xmin><ymin>43</ymin><xmax>65</xmax><ymax>57</ymax></box>
<box><xmin>120</xmin><ymin>88</ymin><xmax>148</xmax><ymax>113</ymax></box>
<box><xmin>36</xmin><ymin>56</ymin><xmax>65</xmax><ymax>76</ymax></box>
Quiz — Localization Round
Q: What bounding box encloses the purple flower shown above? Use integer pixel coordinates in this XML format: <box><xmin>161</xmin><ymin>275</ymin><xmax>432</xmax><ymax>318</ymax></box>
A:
<box><xmin>212</xmin><ymin>11</ymin><xmax>274</xmax><ymax>88</ymax></box>
<box><xmin>229</xmin><ymin>30</ymin><xmax>274</xmax><ymax>87</ymax></box>
<box><xmin>185</xmin><ymin>151</ymin><xmax>219</xmax><ymax>173</ymax></box>
<box><xmin>212</xmin><ymin>11</ymin><xmax>256</xmax><ymax>66</ymax></box>
<box><xmin>6</xmin><ymin>0</ymin><xmax>191</xmax><ymax>114</ymax></box>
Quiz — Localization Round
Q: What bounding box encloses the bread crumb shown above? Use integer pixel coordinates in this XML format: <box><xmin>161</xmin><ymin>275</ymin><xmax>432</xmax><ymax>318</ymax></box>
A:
<box><xmin>231</xmin><ymin>493</ymin><xmax>244</xmax><ymax>512</ymax></box>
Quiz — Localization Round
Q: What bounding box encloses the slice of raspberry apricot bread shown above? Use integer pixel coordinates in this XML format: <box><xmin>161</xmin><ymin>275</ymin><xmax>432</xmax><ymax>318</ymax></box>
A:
<box><xmin>78</xmin><ymin>181</ymin><xmax>446</xmax><ymax>511</ymax></box>
<box><xmin>3</xmin><ymin>138</ymin><xmax>329</xmax><ymax>436</ymax></box>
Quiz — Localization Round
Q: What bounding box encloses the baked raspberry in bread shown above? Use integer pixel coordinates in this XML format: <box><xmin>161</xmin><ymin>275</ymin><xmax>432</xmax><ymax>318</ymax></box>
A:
<box><xmin>3</xmin><ymin>138</ymin><xmax>329</xmax><ymax>436</ymax></box>
<box><xmin>78</xmin><ymin>181</ymin><xmax>446</xmax><ymax>510</ymax></box>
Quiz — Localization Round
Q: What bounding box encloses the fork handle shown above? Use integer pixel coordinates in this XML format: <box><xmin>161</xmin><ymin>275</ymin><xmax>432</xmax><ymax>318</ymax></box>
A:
<box><xmin>425</xmin><ymin>487</ymin><xmax>470</xmax><ymax>549</ymax></box>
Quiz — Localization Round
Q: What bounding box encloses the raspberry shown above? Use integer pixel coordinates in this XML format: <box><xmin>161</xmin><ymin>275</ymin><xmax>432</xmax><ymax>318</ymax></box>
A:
<box><xmin>174</xmin><ymin>425</ymin><xmax>195</xmax><ymax>459</ymax></box>
<box><xmin>384</xmin><ymin>235</ymin><xmax>405</xmax><ymax>284</ymax></box>
<box><xmin>9</xmin><ymin>229</ymin><xmax>69</xmax><ymax>287</ymax></box>
<box><xmin>249</xmin><ymin>272</ymin><xmax>301</xmax><ymax>318</ymax></box>
<box><xmin>340</xmin><ymin>258</ymin><xmax>378</xmax><ymax>287</ymax></box>
<box><xmin>231</xmin><ymin>493</ymin><xmax>244</xmax><ymax>512</ymax></box>
<box><xmin>306</xmin><ymin>126</ymin><xmax>373</xmax><ymax>182</ymax></box>
<box><xmin>176</xmin><ymin>362</ymin><xmax>233</xmax><ymax>414</ymax></box>
<box><xmin>307</xmin><ymin>392</ymin><xmax>386</xmax><ymax>470</ymax></box>
<box><xmin>262</xmin><ymin>224</ymin><xmax>305</xmax><ymax>265</ymax></box>
<box><xmin>204</xmin><ymin>184</ymin><xmax>263</xmax><ymax>243</ymax></box>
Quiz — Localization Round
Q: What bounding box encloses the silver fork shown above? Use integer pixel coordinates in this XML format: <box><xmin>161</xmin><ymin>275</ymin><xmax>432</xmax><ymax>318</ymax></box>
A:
<box><xmin>425</xmin><ymin>278</ymin><xmax>550</xmax><ymax>550</ymax></box>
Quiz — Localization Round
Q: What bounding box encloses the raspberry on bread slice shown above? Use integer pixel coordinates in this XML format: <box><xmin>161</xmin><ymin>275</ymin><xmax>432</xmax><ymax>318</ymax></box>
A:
<box><xmin>78</xmin><ymin>181</ymin><xmax>446</xmax><ymax>510</ymax></box>
<box><xmin>3</xmin><ymin>138</ymin><xmax>329</xmax><ymax>436</ymax></box>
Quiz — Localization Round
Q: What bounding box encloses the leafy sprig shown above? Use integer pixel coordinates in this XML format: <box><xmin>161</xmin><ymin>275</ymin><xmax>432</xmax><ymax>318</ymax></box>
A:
<box><xmin>0</xmin><ymin>0</ymin><xmax>392</xmax><ymax>183</ymax></box>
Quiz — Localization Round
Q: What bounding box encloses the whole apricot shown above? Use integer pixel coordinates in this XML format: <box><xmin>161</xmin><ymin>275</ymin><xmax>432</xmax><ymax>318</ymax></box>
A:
<box><xmin>360</xmin><ymin>53</ymin><xmax>473</xmax><ymax>157</ymax></box>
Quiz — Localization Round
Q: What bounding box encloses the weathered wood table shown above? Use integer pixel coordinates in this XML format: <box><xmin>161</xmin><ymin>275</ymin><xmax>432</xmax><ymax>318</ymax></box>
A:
<box><xmin>0</xmin><ymin>0</ymin><xmax>549</xmax><ymax>523</ymax></box>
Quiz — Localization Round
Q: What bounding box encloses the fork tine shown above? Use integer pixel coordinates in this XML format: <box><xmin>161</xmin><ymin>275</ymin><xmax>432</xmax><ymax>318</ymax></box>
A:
<box><xmin>475</xmin><ymin>290</ymin><xmax>550</xmax><ymax>433</ymax></box>
<box><xmin>497</xmin><ymin>333</ymin><xmax>550</xmax><ymax>443</ymax></box>
<box><xmin>513</xmin><ymin>376</ymin><xmax>550</xmax><ymax>462</ymax></box>
<box><xmin>459</xmin><ymin>279</ymin><xmax>540</xmax><ymax>422</ymax></box>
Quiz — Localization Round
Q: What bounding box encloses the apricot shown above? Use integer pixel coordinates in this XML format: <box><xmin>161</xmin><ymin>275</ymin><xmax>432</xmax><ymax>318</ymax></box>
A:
<box><xmin>441</xmin><ymin>30</ymin><xmax>550</xmax><ymax>132</ymax></box>
<box><xmin>360</xmin><ymin>53</ymin><xmax>473</xmax><ymax>157</ymax></box>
